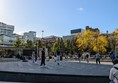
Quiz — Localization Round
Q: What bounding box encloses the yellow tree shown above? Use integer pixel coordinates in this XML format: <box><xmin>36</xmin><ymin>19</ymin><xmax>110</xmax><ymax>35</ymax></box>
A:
<box><xmin>76</xmin><ymin>30</ymin><xmax>108</xmax><ymax>53</ymax></box>
<box><xmin>109</xmin><ymin>32</ymin><xmax>118</xmax><ymax>52</ymax></box>
<box><xmin>93</xmin><ymin>35</ymin><xmax>108</xmax><ymax>53</ymax></box>
<box><xmin>76</xmin><ymin>30</ymin><xmax>95</xmax><ymax>52</ymax></box>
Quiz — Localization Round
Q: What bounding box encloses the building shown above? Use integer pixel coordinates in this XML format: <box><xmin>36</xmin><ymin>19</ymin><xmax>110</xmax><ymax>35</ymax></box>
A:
<box><xmin>0</xmin><ymin>22</ymin><xmax>14</xmax><ymax>37</ymax></box>
<box><xmin>63</xmin><ymin>28</ymin><xmax>84</xmax><ymax>40</ymax></box>
<box><xmin>85</xmin><ymin>26</ymin><xmax>99</xmax><ymax>32</ymax></box>
<box><xmin>0</xmin><ymin>22</ymin><xmax>15</xmax><ymax>47</ymax></box>
<box><xmin>23</xmin><ymin>31</ymin><xmax>36</xmax><ymax>42</ymax></box>
<box><xmin>71</xmin><ymin>28</ymin><xmax>84</xmax><ymax>35</ymax></box>
<box><xmin>0</xmin><ymin>34</ymin><xmax>16</xmax><ymax>47</ymax></box>
<box><xmin>63</xmin><ymin>35</ymin><xmax>75</xmax><ymax>40</ymax></box>
<box><xmin>0</xmin><ymin>22</ymin><xmax>37</xmax><ymax>47</ymax></box>
<box><xmin>43</xmin><ymin>35</ymin><xmax>59</xmax><ymax>43</ymax></box>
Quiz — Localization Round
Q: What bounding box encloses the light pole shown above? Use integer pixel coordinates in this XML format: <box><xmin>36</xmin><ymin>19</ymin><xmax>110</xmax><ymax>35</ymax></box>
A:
<box><xmin>36</xmin><ymin>40</ymin><xmax>38</xmax><ymax>61</ymax></box>
<box><xmin>42</xmin><ymin>30</ymin><xmax>44</xmax><ymax>39</ymax></box>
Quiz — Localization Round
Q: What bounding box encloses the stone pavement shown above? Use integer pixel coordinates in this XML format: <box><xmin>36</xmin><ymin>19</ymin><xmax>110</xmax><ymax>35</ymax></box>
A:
<box><xmin>0</xmin><ymin>60</ymin><xmax>113</xmax><ymax>76</ymax></box>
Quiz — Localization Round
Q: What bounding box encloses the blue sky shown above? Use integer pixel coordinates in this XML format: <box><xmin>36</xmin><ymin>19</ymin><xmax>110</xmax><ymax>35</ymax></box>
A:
<box><xmin>0</xmin><ymin>0</ymin><xmax>118</xmax><ymax>37</ymax></box>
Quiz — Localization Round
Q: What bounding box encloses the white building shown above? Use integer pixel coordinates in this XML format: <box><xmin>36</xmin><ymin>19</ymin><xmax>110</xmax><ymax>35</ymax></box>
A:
<box><xmin>0</xmin><ymin>22</ymin><xmax>14</xmax><ymax>36</ymax></box>
<box><xmin>23</xmin><ymin>31</ymin><xmax>36</xmax><ymax>42</ymax></box>
<box><xmin>63</xmin><ymin>35</ymin><xmax>75</xmax><ymax>40</ymax></box>
<box><xmin>0</xmin><ymin>22</ymin><xmax>15</xmax><ymax>47</ymax></box>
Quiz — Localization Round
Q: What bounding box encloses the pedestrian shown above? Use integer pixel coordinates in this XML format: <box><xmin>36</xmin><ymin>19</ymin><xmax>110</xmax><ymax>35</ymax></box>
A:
<box><xmin>95</xmin><ymin>53</ymin><xmax>100</xmax><ymax>64</ymax></box>
<box><xmin>34</xmin><ymin>50</ymin><xmax>37</xmax><ymax>62</ymax></box>
<box><xmin>32</xmin><ymin>50</ymin><xmax>35</xmax><ymax>63</ymax></box>
<box><xmin>56</xmin><ymin>50</ymin><xmax>60</xmax><ymax>65</ymax></box>
<box><xmin>110</xmin><ymin>51</ymin><xmax>116</xmax><ymax>61</ymax></box>
<box><xmin>78</xmin><ymin>53</ymin><xmax>81</xmax><ymax>62</ymax></box>
<box><xmin>109</xmin><ymin>59</ymin><xmax>118</xmax><ymax>83</ymax></box>
<box><xmin>86</xmin><ymin>53</ymin><xmax>89</xmax><ymax>63</ymax></box>
<box><xmin>40</xmin><ymin>48</ymin><xmax>46</xmax><ymax>66</ymax></box>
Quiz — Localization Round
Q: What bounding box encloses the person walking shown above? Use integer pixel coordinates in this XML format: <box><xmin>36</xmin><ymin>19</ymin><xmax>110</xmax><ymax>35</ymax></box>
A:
<box><xmin>86</xmin><ymin>53</ymin><xmax>89</xmax><ymax>63</ymax></box>
<box><xmin>40</xmin><ymin>48</ymin><xmax>46</xmax><ymax>66</ymax></box>
<box><xmin>78</xmin><ymin>53</ymin><xmax>81</xmax><ymax>63</ymax></box>
<box><xmin>56</xmin><ymin>50</ymin><xmax>60</xmax><ymax>65</ymax></box>
<box><xmin>95</xmin><ymin>53</ymin><xmax>100</xmax><ymax>64</ymax></box>
<box><xmin>110</xmin><ymin>51</ymin><xmax>116</xmax><ymax>61</ymax></box>
<box><xmin>109</xmin><ymin>59</ymin><xmax>118</xmax><ymax>83</ymax></box>
<box><xmin>32</xmin><ymin>50</ymin><xmax>35</xmax><ymax>63</ymax></box>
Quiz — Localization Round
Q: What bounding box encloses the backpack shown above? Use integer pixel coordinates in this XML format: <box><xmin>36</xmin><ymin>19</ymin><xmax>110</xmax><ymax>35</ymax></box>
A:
<box><xmin>113</xmin><ymin>67</ymin><xmax>118</xmax><ymax>81</ymax></box>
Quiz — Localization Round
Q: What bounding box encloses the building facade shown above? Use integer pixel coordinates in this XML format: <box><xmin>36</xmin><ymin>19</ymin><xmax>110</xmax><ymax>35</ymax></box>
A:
<box><xmin>0</xmin><ymin>22</ymin><xmax>14</xmax><ymax>36</ymax></box>
<box><xmin>0</xmin><ymin>22</ymin><xmax>15</xmax><ymax>47</ymax></box>
<box><xmin>63</xmin><ymin>35</ymin><xmax>75</xmax><ymax>40</ymax></box>
<box><xmin>23</xmin><ymin>31</ymin><xmax>36</xmax><ymax>42</ymax></box>
<box><xmin>43</xmin><ymin>35</ymin><xmax>58</xmax><ymax>43</ymax></box>
<box><xmin>71</xmin><ymin>28</ymin><xmax>84</xmax><ymax>35</ymax></box>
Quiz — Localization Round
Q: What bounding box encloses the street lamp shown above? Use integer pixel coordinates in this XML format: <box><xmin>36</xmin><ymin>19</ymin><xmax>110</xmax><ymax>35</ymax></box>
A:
<box><xmin>42</xmin><ymin>30</ymin><xmax>44</xmax><ymax>39</ymax></box>
<box><xmin>36</xmin><ymin>40</ymin><xmax>39</xmax><ymax>61</ymax></box>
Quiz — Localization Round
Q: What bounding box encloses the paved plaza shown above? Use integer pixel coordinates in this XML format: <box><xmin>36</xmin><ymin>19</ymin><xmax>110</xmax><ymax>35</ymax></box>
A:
<box><xmin>0</xmin><ymin>59</ymin><xmax>113</xmax><ymax>76</ymax></box>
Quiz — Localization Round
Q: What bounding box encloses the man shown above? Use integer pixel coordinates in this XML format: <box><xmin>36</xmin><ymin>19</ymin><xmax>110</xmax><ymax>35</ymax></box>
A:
<box><xmin>40</xmin><ymin>48</ymin><xmax>46</xmax><ymax>66</ymax></box>
<box><xmin>95</xmin><ymin>53</ymin><xmax>100</xmax><ymax>64</ymax></box>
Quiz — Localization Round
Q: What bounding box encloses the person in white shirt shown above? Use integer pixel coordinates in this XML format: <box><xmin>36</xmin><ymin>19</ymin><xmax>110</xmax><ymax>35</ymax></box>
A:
<box><xmin>109</xmin><ymin>59</ymin><xmax>118</xmax><ymax>83</ymax></box>
<box><xmin>32</xmin><ymin>51</ymin><xmax>35</xmax><ymax>63</ymax></box>
<box><xmin>95</xmin><ymin>53</ymin><xmax>100</xmax><ymax>64</ymax></box>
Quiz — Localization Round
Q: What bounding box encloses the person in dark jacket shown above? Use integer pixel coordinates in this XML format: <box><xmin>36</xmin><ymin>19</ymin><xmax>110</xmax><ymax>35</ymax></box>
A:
<box><xmin>56</xmin><ymin>50</ymin><xmax>60</xmax><ymax>65</ymax></box>
<box><xmin>40</xmin><ymin>48</ymin><xmax>46</xmax><ymax>66</ymax></box>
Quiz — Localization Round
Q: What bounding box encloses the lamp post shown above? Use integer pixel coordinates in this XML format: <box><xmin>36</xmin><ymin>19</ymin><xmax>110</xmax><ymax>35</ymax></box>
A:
<box><xmin>42</xmin><ymin>30</ymin><xmax>44</xmax><ymax>39</ymax></box>
<box><xmin>37</xmin><ymin>40</ymin><xmax>38</xmax><ymax>57</ymax></box>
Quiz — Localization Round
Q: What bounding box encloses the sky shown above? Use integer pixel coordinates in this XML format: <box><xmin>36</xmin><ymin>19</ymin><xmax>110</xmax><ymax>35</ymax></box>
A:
<box><xmin>0</xmin><ymin>0</ymin><xmax>118</xmax><ymax>37</ymax></box>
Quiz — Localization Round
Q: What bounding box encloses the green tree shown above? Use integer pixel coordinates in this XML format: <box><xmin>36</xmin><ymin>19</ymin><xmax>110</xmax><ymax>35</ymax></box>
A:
<box><xmin>64</xmin><ymin>40</ymin><xmax>71</xmax><ymax>54</ymax></box>
<box><xmin>52</xmin><ymin>39</ymin><xmax>60</xmax><ymax>53</ymax></box>
<box><xmin>25</xmin><ymin>40</ymin><xmax>34</xmax><ymax>48</ymax></box>
<box><xmin>109</xmin><ymin>32</ymin><xmax>118</xmax><ymax>52</ymax></box>
<box><xmin>14</xmin><ymin>37</ymin><xmax>22</xmax><ymax>47</ymax></box>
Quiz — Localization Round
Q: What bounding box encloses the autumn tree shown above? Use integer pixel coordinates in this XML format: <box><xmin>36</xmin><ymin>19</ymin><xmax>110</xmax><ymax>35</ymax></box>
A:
<box><xmin>93</xmin><ymin>35</ymin><xmax>108</xmax><ymax>53</ymax></box>
<box><xmin>76</xmin><ymin>30</ymin><xmax>95</xmax><ymax>53</ymax></box>
<box><xmin>76</xmin><ymin>30</ymin><xmax>108</xmax><ymax>53</ymax></box>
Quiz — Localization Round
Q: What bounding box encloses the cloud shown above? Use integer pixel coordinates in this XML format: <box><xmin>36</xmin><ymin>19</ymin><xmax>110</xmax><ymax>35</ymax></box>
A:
<box><xmin>78</xmin><ymin>8</ymin><xmax>84</xmax><ymax>11</ymax></box>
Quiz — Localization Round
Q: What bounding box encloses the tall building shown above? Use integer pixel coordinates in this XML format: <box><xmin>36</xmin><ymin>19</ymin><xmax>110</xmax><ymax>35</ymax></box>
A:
<box><xmin>0</xmin><ymin>22</ymin><xmax>15</xmax><ymax>47</ymax></box>
<box><xmin>23</xmin><ymin>31</ymin><xmax>36</xmax><ymax>42</ymax></box>
<box><xmin>0</xmin><ymin>22</ymin><xmax>14</xmax><ymax>36</ymax></box>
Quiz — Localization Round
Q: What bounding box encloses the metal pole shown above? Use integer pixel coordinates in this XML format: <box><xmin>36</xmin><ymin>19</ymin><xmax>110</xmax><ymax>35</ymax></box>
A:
<box><xmin>42</xmin><ymin>30</ymin><xmax>44</xmax><ymax>39</ymax></box>
<box><xmin>36</xmin><ymin>40</ymin><xmax>38</xmax><ymax>61</ymax></box>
